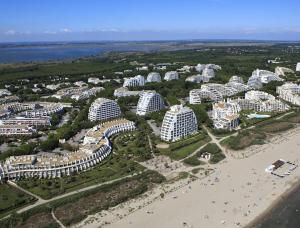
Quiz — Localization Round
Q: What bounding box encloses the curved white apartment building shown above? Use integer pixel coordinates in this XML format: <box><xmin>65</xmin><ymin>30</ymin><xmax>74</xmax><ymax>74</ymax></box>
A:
<box><xmin>277</xmin><ymin>82</ymin><xmax>300</xmax><ymax>105</ymax></box>
<box><xmin>147</xmin><ymin>72</ymin><xmax>161</xmax><ymax>83</ymax></box>
<box><xmin>0</xmin><ymin>119</ymin><xmax>135</xmax><ymax>181</ymax></box>
<box><xmin>164</xmin><ymin>71</ymin><xmax>179</xmax><ymax>81</ymax></box>
<box><xmin>0</xmin><ymin>102</ymin><xmax>65</xmax><ymax>118</ymax></box>
<box><xmin>136</xmin><ymin>91</ymin><xmax>165</xmax><ymax>116</ymax></box>
<box><xmin>123</xmin><ymin>75</ymin><xmax>145</xmax><ymax>87</ymax></box>
<box><xmin>160</xmin><ymin>105</ymin><xmax>198</xmax><ymax>142</ymax></box>
<box><xmin>88</xmin><ymin>98</ymin><xmax>121</xmax><ymax>121</ymax></box>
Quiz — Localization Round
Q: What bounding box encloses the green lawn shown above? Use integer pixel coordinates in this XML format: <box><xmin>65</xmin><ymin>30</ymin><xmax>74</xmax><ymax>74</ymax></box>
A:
<box><xmin>0</xmin><ymin>184</ymin><xmax>36</xmax><ymax>218</ymax></box>
<box><xmin>113</xmin><ymin>131</ymin><xmax>152</xmax><ymax>161</ymax></box>
<box><xmin>221</xmin><ymin>130</ymin><xmax>266</xmax><ymax>150</ymax></box>
<box><xmin>183</xmin><ymin>155</ymin><xmax>204</xmax><ymax>166</ymax></box>
<box><xmin>17</xmin><ymin>155</ymin><xmax>145</xmax><ymax>199</ymax></box>
<box><xmin>158</xmin><ymin>133</ymin><xmax>211</xmax><ymax>160</ymax></box>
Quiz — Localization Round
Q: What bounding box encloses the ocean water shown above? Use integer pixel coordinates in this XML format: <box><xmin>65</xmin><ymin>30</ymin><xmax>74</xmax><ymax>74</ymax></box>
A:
<box><xmin>0</xmin><ymin>42</ymin><xmax>164</xmax><ymax>63</ymax></box>
<box><xmin>254</xmin><ymin>184</ymin><xmax>300</xmax><ymax>228</ymax></box>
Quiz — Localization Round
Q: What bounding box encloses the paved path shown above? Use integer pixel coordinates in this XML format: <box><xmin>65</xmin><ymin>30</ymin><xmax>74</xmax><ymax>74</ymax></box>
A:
<box><xmin>7</xmin><ymin>180</ymin><xmax>46</xmax><ymax>202</ymax></box>
<box><xmin>51</xmin><ymin>210</ymin><xmax>65</xmax><ymax>228</ymax></box>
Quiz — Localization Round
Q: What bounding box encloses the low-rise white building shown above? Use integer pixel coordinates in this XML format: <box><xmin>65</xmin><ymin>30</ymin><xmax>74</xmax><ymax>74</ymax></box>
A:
<box><xmin>147</xmin><ymin>72</ymin><xmax>161</xmax><ymax>83</ymax></box>
<box><xmin>275</xmin><ymin>67</ymin><xmax>294</xmax><ymax>76</ymax></box>
<box><xmin>0</xmin><ymin>125</ymin><xmax>36</xmax><ymax>136</ymax></box>
<box><xmin>189</xmin><ymin>83</ymin><xmax>246</xmax><ymax>104</ymax></box>
<box><xmin>211</xmin><ymin>101</ymin><xmax>240</xmax><ymax>131</ymax></box>
<box><xmin>250</xmin><ymin>69</ymin><xmax>283</xmax><ymax>84</ymax></box>
<box><xmin>114</xmin><ymin>87</ymin><xmax>143</xmax><ymax>97</ymax></box>
<box><xmin>160</xmin><ymin>105</ymin><xmax>198</xmax><ymax>142</ymax></box>
<box><xmin>164</xmin><ymin>71</ymin><xmax>179</xmax><ymax>81</ymax></box>
<box><xmin>123</xmin><ymin>75</ymin><xmax>145</xmax><ymax>87</ymax></box>
<box><xmin>74</xmin><ymin>81</ymin><xmax>88</xmax><ymax>87</ymax></box>
<box><xmin>136</xmin><ymin>91</ymin><xmax>165</xmax><ymax>116</ymax></box>
<box><xmin>88</xmin><ymin>98</ymin><xmax>121</xmax><ymax>121</ymax></box>
<box><xmin>136</xmin><ymin>66</ymin><xmax>148</xmax><ymax>71</ymax></box>
<box><xmin>0</xmin><ymin>89</ymin><xmax>11</xmax><ymax>97</ymax></box>
<box><xmin>0</xmin><ymin>117</ymin><xmax>51</xmax><ymax>126</ymax></box>
<box><xmin>185</xmin><ymin>74</ymin><xmax>210</xmax><ymax>83</ymax></box>
<box><xmin>88</xmin><ymin>77</ymin><xmax>101</xmax><ymax>85</ymax></box>
<box><xmin>230</xmin><ymin>90</ymin><xmax>290</xmax><ymax>113</ymax></box>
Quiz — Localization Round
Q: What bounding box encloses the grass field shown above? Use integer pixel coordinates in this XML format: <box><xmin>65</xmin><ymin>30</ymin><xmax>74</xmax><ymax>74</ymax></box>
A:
<box><xmin>0</xmin><ymin>184</ymin><xmax>36</xmax><ymax>218</ymax></box>
<box><xmin>17</xmin><ymin>155</ymin><xmax>145</xmax><ymax>199</ymax></box>
<box><xmin>183</xmin><ymin>155</ymin><xmax>204</xmax><ymax>166</ymax></box>
<box><xmin>221</xmin><ymin>130</ymin><xmax>266</xmax><ymax>151</ymax></box>
<box><xmin>158</xmin><ymin>133</ymin><xmax>211</xmax><ymax>160</ymax></box>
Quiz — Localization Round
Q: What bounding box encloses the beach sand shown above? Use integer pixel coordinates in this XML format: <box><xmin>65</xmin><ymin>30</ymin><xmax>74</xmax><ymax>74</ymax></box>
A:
<box><xmin>74</xmin><ymin>127</ymin><xmax>300</xmax><ymax>228</ymax></box>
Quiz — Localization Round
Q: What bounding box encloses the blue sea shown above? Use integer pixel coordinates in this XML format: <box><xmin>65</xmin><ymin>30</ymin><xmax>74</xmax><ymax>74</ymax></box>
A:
<box><xmin>0</xmin><ymin>42</ymin><xmax>165</xmax><ymax>63</ymax></box>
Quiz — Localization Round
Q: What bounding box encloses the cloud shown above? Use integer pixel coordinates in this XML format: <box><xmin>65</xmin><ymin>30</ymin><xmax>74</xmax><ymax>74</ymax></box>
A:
<box><xmin>4</xmin><ymin>30</ymin><xmax>16</xmax><ymax>35</ymax></box>
<box><xmin>60</xmin><ymin>28</ymin><xmax>72</xmax><ymax>33</ymax></box>
<box><xmin>44</xmin><ymin>30</ymin><xmax>57</xmax><ymax>34</ymax></box>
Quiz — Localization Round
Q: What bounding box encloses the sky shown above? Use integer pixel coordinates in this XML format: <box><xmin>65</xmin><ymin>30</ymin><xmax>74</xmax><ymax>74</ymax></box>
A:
<box><xmin>0</xmin><ymin>0</ymin><xmax>300</xmax><ymax>42</ymax></box>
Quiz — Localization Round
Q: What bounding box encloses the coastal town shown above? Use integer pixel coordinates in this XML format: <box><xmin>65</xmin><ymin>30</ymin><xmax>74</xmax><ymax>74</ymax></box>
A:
<box><xmin>0</xmin><ymin>43</ymin><xmax>300</xmax><ymax>228</ymax></box>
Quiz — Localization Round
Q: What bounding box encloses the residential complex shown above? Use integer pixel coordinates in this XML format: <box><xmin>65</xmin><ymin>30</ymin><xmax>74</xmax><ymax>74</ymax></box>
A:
<box><xmin>185</xmin><ymin>74</ymin><xmax>210</xmax><ymax>83</ymax></box>
<box><xmin>189</xmin><ymin>82</ymin><xmax>248</xmax><ymax>104</ymax></box>
<box><xmin>0</xmin><ymin>102</ymin><xmax>68</xmax><ymax>135</ymax></box>
<box><xmin>114</xmin><ymin>87</ymin><xmax>144</xmax><ymax>97</ymax></box>
<box><xmin>164</xmin><ymin>71</ymin><xmax>179</xmax><ymax>81</ymax></box>
<box><xmin>136</xmin><ymin>91</ymin><xmax>165</xmax><ymax>116</ymax></box>
<box><xmin>53</xmin><ymin>86</ymin><xmax>104</xmax><ymax>100</ymax></box>
<box><xmin>211</xmin><ymin>101</ymin><xmax>240</xmax><ymax>131</ymax></box>
<box><xmin>88</xmin><ymin>98</ymin><xmax>121</xmax><ymax>121</ymax></box>
<box><xmin>0</xmin><ymin>125</ymin><xmax>37</xmax><ymax>136</ymax></box>
<box><xmin>160</xmin><ymin>105</ymin><xmax>198</xmax><ymax>142</ymax></box>
<box><xmin>0</xmin><ymin>89</ymin><xmax>12</xmax><ymax>97</ymax></box>
<box><xmin>123</xmin><ymin>75</ymin><xmax>145</xmax><ymax>87</ymax></box>
<box><xmin>147</xmin><ymin>72</ymin><xmax>161</xmax><ymax>83</ymax></box>
<box><xmin>247</xmin><ymin>69</ymin><xmax>283</xmax><ymax>88</ymax></box>
<box><xmin>0</xmin><ymin>117</ymin><xmax>51</xmax><ymax>126</ymax></box>
<box><xmin>88</xmin><ymin>77</ymin><xmax>102</xmax><ymax>85</ymax></box>
<box><xmin>0</xmin><ymin>119</ymin><xmax>135</xmax><ymax>181</ymax></box>
<box><xmin>277</xmin><ymin>82</ymin><xmax>300</xmax><ymax>105</ymax></box>
<box><xmin>210</xmin><ymin>90</ymin><xmax>290</xmax><ymax>131</ymax></box>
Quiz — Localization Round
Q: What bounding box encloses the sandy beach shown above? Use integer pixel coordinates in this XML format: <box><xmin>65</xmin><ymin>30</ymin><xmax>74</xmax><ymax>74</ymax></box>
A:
<box><xmin>74</xmin><ymin>126</ymin><xmax>300</xmax><ymax>228</ymax></box>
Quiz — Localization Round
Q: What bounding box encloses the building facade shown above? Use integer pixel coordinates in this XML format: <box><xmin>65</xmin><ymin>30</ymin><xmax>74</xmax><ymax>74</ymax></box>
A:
<box><xmin>136</xmin><ymin>91</ymin><xmax>165</xmax><ymax>116</ymax></box>
<box><xmin>123</xmin><ymin>75</ymin><xmax>145</xmax><ymax>87</ymax></box>
<box><xmin>164</xmin><ymin>71</ymin><xmax>179</xmax><ymax>81</ymax></box>
<box><xmin>88</xmin><ymin>98</ymin><xmax>121</xmax><ymax>121</ymax></box>
<box><xmin>160</xmin><ymin>105</ymin><xmax>198</xmax><ymax>142</ymax></box>
<box><xmin>0</xmin><ymin>119</ymin><xmax>135</xmax><ymax>181</ymax></box>
<box><xmin>147</xmin><ymin>72</ymin><xmax>161</xmax><ymax>83</ymax></box>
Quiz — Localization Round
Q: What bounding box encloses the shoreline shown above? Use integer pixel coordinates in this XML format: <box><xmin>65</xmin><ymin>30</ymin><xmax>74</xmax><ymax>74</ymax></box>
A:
<box><xmin>245</xmin><ymin>177</ymin><xmax>300</xmax><ymax>228</ymax></box>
